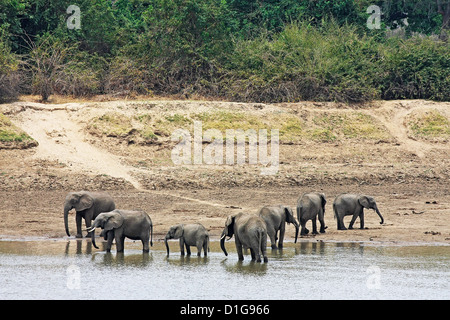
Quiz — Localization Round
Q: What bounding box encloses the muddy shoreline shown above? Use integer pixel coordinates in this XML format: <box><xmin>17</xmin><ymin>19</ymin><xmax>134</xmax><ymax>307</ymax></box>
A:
<box><xmin>1</xmin><ymin>99</ymin><xmax>449</xmax><ymax>246</ymax></box>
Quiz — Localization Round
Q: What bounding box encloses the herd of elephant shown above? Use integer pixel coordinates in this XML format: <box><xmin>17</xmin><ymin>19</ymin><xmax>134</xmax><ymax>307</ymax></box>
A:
<box><xmin>64</xmin><ymin>191</ymin><xmax>384</xmax><ymax>263</ymax></box>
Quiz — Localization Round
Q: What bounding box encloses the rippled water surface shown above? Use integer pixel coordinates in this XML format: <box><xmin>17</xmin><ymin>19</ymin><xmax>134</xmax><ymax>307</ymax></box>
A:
<box><xmin>0</xmin><ymin>240</ymin><xmax>448</xmax><ymax>299</ymax></box>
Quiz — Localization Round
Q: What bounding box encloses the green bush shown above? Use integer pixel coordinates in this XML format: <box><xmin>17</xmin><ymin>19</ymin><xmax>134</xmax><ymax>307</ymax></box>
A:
<box><xmin>1</xmin><ymin>0</ymin><xmax>449</xmax><ymax>102</ymax></box>
<box><xmin>221</xmin><ymin>21</ymin><xmax>383</xmax><ymax>102</ymax></box>
<box><xmin>0</xmin><ymin>28</ymin><xmax>21</xmax><ymax>101</ymax></box>
<box><xmin>380</xmin><ymin>37</ymin><xmax>450</xmax><ymax>101</ymax></box>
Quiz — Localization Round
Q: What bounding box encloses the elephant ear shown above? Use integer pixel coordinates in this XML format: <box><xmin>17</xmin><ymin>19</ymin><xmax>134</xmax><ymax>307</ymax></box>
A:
<box><xmin>174</xmin><ymin>224</ymin><xmax>184</xmax><ymax>238</ymax></box>
<box><xmin>75</xmin><ymin>193</ymin><xmax>94</xmax><ymax>211</ymax></box>
<box><xmin>358</xmin><ymin>196</ymin><xmax>371</xmax><ymax>209</ymax></box>
<box><xmin>283</xmin><ymin>207</ymin><xmax>295</xmax><ymax>224</ymax></box>
<box><xmin>224</xmin><ymin>214</ymin><xmax>236</xmax><ymax>237</ymax></box>
<box><xmin>104</xmin><ymin>211</ymin><xmax>124</xmax><ymax>231</ymax></box>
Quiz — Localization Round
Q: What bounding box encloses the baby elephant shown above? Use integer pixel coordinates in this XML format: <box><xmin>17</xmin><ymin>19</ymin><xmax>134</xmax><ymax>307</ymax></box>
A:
<box><xmin>333</xmin><ymin>193</ymin><xmax>384</xmax><ymax>230</ymax></box>
<box><xmin>164</xmin><ymin>223</ymin><xmax>209</xmax><ymax>257</ymax></box>
<box><xmin>87</xmin><ymin>209</ymin><xmax>153</xmax><ymax>253</ymax></box>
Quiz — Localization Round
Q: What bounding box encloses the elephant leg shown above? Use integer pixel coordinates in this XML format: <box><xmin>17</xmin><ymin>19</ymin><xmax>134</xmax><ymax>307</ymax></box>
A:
<box><xmin>337</xmin><ymin>216</ymin><xmax>347</xmax><ymax>230</ymax></box>
<box><xmin>235</xmin><ymin>239</ymin><xmax>244</xmax><ymax>261</ymax></box>
<box><xmin>185</xmin><ymin>244</ymin><xmax>191</xmax><ymax>256</ymax></box>
<box><xmin>179</xmin><ymin>238</ymin><xmax>185</xmax><ymax>256</ymax></box>
<box><xmin>106</xmin><ymin>231</ymin><xmax>114</xmax><ymax>252</ymax></box>
<box><xmin>250</xmin><ymin>248</ymin><xmax>256</xmax><ymax>261</ymax></box>
<box><xmin>278</xmin><ymin>226</ymin><xmax>285</xmax><ymax>249</ymax></box>
<box><xmin>348</xmin><ymin>213</ymin><xmax>359</xmax><ymax>229</ymax></box>
<box><xmin>312</xmin><ymin>217</ymin><xmax>319</xmax><ymax>234</ymax></box>
<box><xmin>196</xmin><ymin>240</ymin><xmax>203</xmax><ymax>256</ymax></box>
<box><xmin>300</xmin><ymin>218</ymin><xmax>309</xmax><ymax>235</ymax></box>
<box><xmin>84</xmin><ymin>209</ymin><xmax>95</xmax><ymax>238</ymax></box>
<box><xmin>75</xmin><ymin>212</ymin><xmax>83</xmax><ymax>238</ymax></box>
<box><xmin>202</xmin><ymin>239</ymin><xmax>208</xmax><ymax>257</ymax></box>
<box><xmin>116</xmin><ymin>234</ymin><xmax>125</xmax><ymax>252</ymax></box>
<box><xmin>318</xmin><ymin>211</ymin><xmax>326</xmax><ymax>233</ymax></box>
<box><xmin>253</xmin><ymin>244</ymin><xmax>262</xmax><ymax>263</ymax></box>
<box><xmin>261</xmin><ymin>234</ymin><xmax>268</xmax><ymax>263</ymax></box>
<box><xmin>267</xmin><ymin>228</ymin><xmax>277</xmax><ymax>249</ymax></box>
<box><xmin>359</xmin><ymin>212</ymin><xmax>365</xmax><ymax>229</ymax></box>
<box><xmin>142</xmin><ymin>237</ymin><xmax>150</xmax><ymax>253</ymax></box>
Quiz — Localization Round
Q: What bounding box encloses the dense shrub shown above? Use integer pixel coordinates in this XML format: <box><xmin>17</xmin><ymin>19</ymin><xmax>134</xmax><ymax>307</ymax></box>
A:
<box><xmin>0</xmin><ymin>29</ymin><xmax>21</xmax><ymax>101</ymax></box>
<box><xmin>0</xmin><ymin>0</ymin><xmax>449</xmax><ymax>102</ymax></box>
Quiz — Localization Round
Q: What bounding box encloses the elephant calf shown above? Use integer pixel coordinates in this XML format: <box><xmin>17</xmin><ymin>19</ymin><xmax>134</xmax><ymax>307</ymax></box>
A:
<box><xmin>164</xmin><ymin>223</ymin><xmax>210</xmax><ymax>257</ymax></box>
<box><xmin>333</xmin><ymin>193</ymin><xmax>384</xmax><ymax>230</ymax></box>
<box><xmin>220</xmin><ymin>212</ymin><xmax>268</xmax><ymax>263</ymax></box>
<box><xmin>258</xmin><ymin>205</ymin><xmax>299</xmax><ymax>249</ymax></box>
<box><xmin>297</xmin><ymin>192</ymin><xmax>327</xmax><ymax>236</ymax></box>
<box><xmin>87</xmin><ymin>209</ymin><xmax>153</xmax><ymax>253</ymax></box>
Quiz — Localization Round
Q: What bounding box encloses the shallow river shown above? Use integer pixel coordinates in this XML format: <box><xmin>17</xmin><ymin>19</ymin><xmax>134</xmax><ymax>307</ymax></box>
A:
<box><xmin>0</xmin><ymin>239</ymin><xmax>448</xmax><ymax>300</ymax></box>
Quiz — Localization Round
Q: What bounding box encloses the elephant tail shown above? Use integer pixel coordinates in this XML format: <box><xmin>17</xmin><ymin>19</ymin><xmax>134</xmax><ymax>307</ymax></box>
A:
<box><xmin>150</xmin><ymin>224</ymin><xmax>153</xmax><ymax>247</ymax></box>
<box><xmin>333</xmin><ymin>202</ymin><xmax>337</xmax><ymax>220</ymax></box>
<box><xmin>207</xmin><ymin>235</ymin><xmax>210</xmax><ymax>252</ymax></box>
<box><xmin>257</xmin><ymin>228</ymin><xmax>264</xmax><ymax>253</ymax></box>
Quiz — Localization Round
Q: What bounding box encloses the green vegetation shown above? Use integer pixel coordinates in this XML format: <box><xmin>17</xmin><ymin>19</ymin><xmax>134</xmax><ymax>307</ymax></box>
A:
<box><xmin>408</xmin><ymin>110</ymin><xmax>450</xmax><ymax>140</ymax></box>
<box><xmin>0</xmin><ymin>113</ymin><xmax>35</xmax><ymax>143</ymax></box>
<box><xmin>0</xmin><ymin>0</ymin><xmax>449</xmax><ymax>102</ymax></box>
<box><xmin>86</xmin><ymin>109</ymin><xmax>392</xmax><ymax>144</ymax></box>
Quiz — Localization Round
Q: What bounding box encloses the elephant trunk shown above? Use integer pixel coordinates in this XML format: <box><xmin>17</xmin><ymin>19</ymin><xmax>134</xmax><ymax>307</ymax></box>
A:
<box><xmin>220</xmin><ymin>231</ymin><xmax>228</xmax><ymax>256</ymax></box>
<box><xmin>64</xmin><ymin>203</ymin><xmax>72</xmax><ymax>237</ymax></box>
<box><xmin>375</xmin><ymin>208</ymin><xmax>384</xmax><ymax>225</ymax></box>
<box><xmin>90</xmin><ymin>227</ymin><xmax>99</xmax><ymax>249</ymax></box>
<box><xmin>164</xmin><ymin>234</ymin><xmax>170</xmax><ymax>256</ymax></box>
<box><xmin>293</xmin><ymin>221</ymin><xmax>299</xmax><ymax>244</ymax></box>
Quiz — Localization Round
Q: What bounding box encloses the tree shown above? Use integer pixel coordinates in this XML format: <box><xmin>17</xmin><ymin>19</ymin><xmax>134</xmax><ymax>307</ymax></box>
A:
<box><xmin>437</xmin><ymin>0</ymin><xmax>450</xmax><ymax>38</ymax></box>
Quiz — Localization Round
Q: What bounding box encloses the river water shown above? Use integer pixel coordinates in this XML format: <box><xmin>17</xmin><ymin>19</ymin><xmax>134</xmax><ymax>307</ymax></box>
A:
<box><xmin>0</xmin><ymin>239</ymin><xmax>448</xmax><ymax>300</ymax></box>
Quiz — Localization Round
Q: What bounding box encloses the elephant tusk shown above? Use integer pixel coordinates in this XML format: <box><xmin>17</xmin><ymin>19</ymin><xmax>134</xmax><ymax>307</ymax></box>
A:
<box><xmin>220</xmin><ymin>233</ymin><xmax>226</xmax><ymax>240</ymax></box>
<box><xmin>85</xmin><ymin>227</ymin><xmax>96</xmax><ymax>233</ymax></box>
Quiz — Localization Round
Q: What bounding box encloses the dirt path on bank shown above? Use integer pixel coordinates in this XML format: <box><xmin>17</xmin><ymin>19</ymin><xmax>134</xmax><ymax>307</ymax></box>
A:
<box><xmin>0</xmin><ymin>98</ymin><xmax>449</xmax><ymax>244</ymax></box>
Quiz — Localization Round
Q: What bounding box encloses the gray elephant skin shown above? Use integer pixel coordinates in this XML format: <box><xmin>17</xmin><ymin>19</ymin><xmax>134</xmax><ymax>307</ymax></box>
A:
<box><xmin>258</xmin><ymin>205</ymin><xmax>299</xmax><ymax>249</ymax></box>
<box><xmin>64</xmin><ymin>191</ymin><xmax>115</xmax><ymax>238</ymax></box>
<box><xmin>297</xmin><ymin>192</ymin><xmax>327</xmax><ymax>236</ymax></box>
<box><xmin>220</xmin><ymin>212</ymin><xmax>268</xmax><ymax>263</ymax></box>
<box><xmin>87</xmin><ymin>209</ymin><xmax>153</xmax><ymax>252</ymax></box>
<box><xmin>333</xmin><ymin>193</ymin><xmax>384</xmax><ymax>230</ymax></box>
<box><xmin>164</xmin><ymin>223</ymin><xmax>210</xmax><ymax>257</ymax></box>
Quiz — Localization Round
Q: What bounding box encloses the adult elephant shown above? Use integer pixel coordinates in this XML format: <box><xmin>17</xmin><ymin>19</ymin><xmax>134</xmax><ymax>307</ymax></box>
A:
<box><xmin>258</xmin><ymin>205</ymin><xmax>299</xmax><ymax>249</ymax></box>
<box><xmin>220</xmin><ymin>212</ymin><xmax>268</xmax><ymax>263</ymax></box>
<box><xmin>164</xmin><ymin>223</ymin><xmax>209</xmax><ymax>257</ymax></box>
<box><xmin>64</xmin><ymin>191</ymin><xmax>115</xmax><ymax>238</ymax></box>
<box><xmin>333</xmin><ymin>193</ymin><xmax>384</xmax><ymax>230</ymax></box>
<box><xmin>87</xmin><ymin>209</ymin><xmax>153</xmax><ymax>253</ymax></box>
<box><xmin>297</xmin><ymin>192</ymin><xmax>327</xmax><ymax>236</ymax></box>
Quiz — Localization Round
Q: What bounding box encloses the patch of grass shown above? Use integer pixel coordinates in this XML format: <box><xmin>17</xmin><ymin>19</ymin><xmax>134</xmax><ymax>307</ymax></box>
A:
<box><xmin>87</xmin><ymin>113</ymin><xmax>134</xmax><ymax>138</ymax></box>
<box><xmin>85</xmin><ymin>109</ymin><xmax>393</xmax><ymax>145</ymax></box>
<box><xmin>193</xmin><ymin>111</ymin><xmax>265</xmax><ymax>131</ymax></box>
<box><xmin>307</xmin><ymin>128</ymin><xmax>336</xmax><ymax>142</ymax></box>
<box><xmin>0</xmin><ymin>113</ymin><xmax>35</xmax><ymax>143</ymax></box>
<box><xmin>408</xmin><ymin>110</ymin><xmax>450</xmax><ymax>140</ymax></box>
<box><xmin>311</xmin><ymin>112</ymin><xmax>390</xmax><ymax>141</ymax></box>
